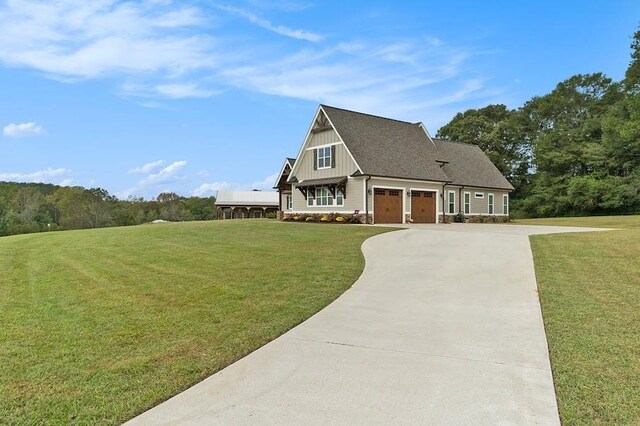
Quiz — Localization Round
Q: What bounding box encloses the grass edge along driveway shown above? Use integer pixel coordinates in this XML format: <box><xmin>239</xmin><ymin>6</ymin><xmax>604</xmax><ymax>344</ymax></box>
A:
<box><xmin>0</xmin><ymin>220</ymin><xmax>395</xmax><ymax>425</ymax></box>
<box><xmin>518</xmin><ymin>216</ymin><xmax>640</xmax><ymax>425</ymax></box>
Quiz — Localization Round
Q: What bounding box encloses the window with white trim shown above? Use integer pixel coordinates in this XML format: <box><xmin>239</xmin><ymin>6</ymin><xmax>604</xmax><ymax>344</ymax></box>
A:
<box><xmin>315</xmin><ymin>187</ymin><xmax>333</xmax><ymax>206</ymax></box>
<box><xmin>448</xmin><ymin>191</ymin><xmax>455</xmax><ymax>214</ymax></box>
<box><xmin>464</xmin><ymin>192</ymin><xmax>470</xmax><ymax>214</ymax></box>
<box><xmin>488</xmin><ymin>193</ymin><xmax>494</xmax><ymax>214</ymax></box>
<box><xmin>286</xmin><ymin>195</ymin><xmax>292</xmax><ymax>210</ymax></box>
<box><xmin>503</xmin><ymin>194</ymin><xmax>509</xmax><ymax>215</ymax></box>
<box><xmin>307</xmin><ymin>186</ymin><xmax>343</xmax><ymax>207</ymax></box>
<box><xmin>475</xmin><ymin>192</ymin><xmax>484</xmax><ymax>198</ymax></box>
<box><xmin>317</xmin><ymin>146</ymin><xmax>331</xmax><ymax>169</ymax></box>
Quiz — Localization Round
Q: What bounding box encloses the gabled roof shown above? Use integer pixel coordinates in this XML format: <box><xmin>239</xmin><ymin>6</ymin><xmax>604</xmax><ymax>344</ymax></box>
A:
<box><xmin>434</xmin><ymin>139</ymin><xmax>515</xmax><ymax>190</ymax></box>
<box><xmin>320</xmin><ymin>105</ymin><xmax>513</xmax><ymax>190</ymax></box>
<box><xmin>273</xmin><ymin>157</ymin><xmax>296</xmax><ymax>189</ymax></box>
<box><xmin>215</xmin><ymin>191</ymin><xmax>279</xmax><ymax>206</ymax></box>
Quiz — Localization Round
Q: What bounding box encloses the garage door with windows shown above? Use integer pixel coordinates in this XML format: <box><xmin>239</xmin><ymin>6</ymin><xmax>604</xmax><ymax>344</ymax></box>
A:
<box><xmin>411</xmin><ymin>191</ymin><xmax>436</xmax><ymax>223</ymax></box>
<box><xmin>374</xmin><ymin>188</ymin><xmax>403</xmax><ymax>224</ymax></box>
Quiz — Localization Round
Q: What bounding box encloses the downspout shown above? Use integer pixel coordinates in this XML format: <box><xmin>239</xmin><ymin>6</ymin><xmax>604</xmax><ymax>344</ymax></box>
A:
<box><xmin>364</xmin><ymin>175</ymin><xmax>372</xmax><ymax>224</ymax></box>
<box><xmin>459</xmin><ymin>186</ymin><xmax>464</xmax><ymax>214</ymax></box>
<box><xmin>441</xmin><ymin>182</ymin><xmax>447</xmax><ymax>223</ymax></box>
<box><xmin>436</xmin><ymin>160</ymin><xmax>450</xmax><ymax>224</ymax></box>
<box><xmin>277</xmin><ymin>189</ymin><xmax>282</xmax><ymax>219</ymax></box>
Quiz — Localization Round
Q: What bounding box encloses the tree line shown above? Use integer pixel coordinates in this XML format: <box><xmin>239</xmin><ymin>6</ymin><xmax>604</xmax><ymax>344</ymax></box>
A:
<box><xmin>437</xmin><ymin>28</ymin><xmax>640</xmax><ymax>217</ymax></box>
<box><xmin>0</xmin><ymin>181</ymin><xmax>216</xmax><ymax>236</ymax></box>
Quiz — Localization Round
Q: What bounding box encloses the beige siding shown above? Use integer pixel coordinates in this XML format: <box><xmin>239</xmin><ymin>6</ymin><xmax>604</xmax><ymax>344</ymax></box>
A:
<box><xmin>292</xmin><ymin>127</ymin><xmax>358</xmax><ymax>182</ymax></box>
<box><xmin>291</xmin><ymin>176</ymin><xmax>364</xmax><ymax>213</ymax></box>
<box><xmin>306</xmin><ymin>128</ymin><xmax>340</xmax><ymax>148</ymax></box>
<box><xmin>461</xmin><ymin>189</ymin><xmax>510</xmax><ymax>215</ymax></box>
<box><xmin>289</xmin><ymin>174</ymin><xmax>510</xmax><ymax>218</ymax></box>
<box><xmin>280</xmin><ymin>191</ymin><xmax>292</xmax><ymax>212</ymax></box>
<box><xmin>295</xmin><ymin>143</ymin><xmax>358</xmax><ymax>181</ymax></box>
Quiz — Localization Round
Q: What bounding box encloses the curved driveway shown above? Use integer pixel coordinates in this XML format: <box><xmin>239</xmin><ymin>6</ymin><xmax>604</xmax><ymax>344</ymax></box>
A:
<box><xmin>127</xmin><ymin>224</ymin><xmax>605</xmax><ymax>425</ymax></box>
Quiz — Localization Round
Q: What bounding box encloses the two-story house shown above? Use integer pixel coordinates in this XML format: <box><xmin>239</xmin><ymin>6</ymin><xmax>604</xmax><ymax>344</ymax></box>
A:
<box><xmin>275</xmin><ymin>105</ymin><xmax>514</xmax><ymax>224</ymax></box>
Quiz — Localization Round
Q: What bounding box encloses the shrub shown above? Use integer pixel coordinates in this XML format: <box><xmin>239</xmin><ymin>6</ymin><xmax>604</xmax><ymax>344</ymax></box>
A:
<box><xmin>281</xmin><ymin>212</ymin><xmax>364</xmax><ymax>224</ymax></box>
<box><xmin>349</xmin><ymin>214</ymin><xmax>362</xmax><ymax>224</ymax></box>
<box><xmin>454</xmin><ymin>212</ymin><xmax>465</xmax><ymax>223</ymax></box>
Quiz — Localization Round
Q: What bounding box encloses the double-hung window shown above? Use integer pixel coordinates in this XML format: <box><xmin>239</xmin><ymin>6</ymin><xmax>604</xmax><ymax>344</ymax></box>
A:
<box><xmin>448</xmin><ymin>191</ymin><xmax>456</xmax><ymax>214</ymax></box>
<box><xmin>503</xmin><ymin>194</ymin><xmax>509</xmax><ymax>215</ymax></box>
<box><xmin>315</xmin><ymin>187</ymin><xmax>333</xmax><ymax>206</ymax></box>
<box><xmin>317</xmin><ymin>146</ymin><xmax>331</xmax><ymax>169</ymax></box>
<box><xmin>307</xmin><ymin>186</ymin><xmax>343</xmax><ymax>207</ymax></box>
<box><xmin>286</xmin><ymin>195</ymin><xmax>292</xmax><ymax>210</ymax></box>
<box><xmin>488</xmin><ymin>193</ymin><xmax>495</xmax><ymax>215</ymax></box>
<box><xmin>464</xmin><ymin>192</ymin><xmax>470</xmax><ymax>214</ymax></box>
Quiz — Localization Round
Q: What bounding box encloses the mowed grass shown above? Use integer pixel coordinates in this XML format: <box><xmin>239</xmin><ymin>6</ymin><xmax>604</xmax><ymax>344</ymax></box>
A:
<box><xmin>0</xmin><ymin>220</ymin><xmax>393</xmax><ymax>425</ymax></box>
<box><xmin>518</xmin><ymin>216</ymin><xmax>640</xmax><ymax>425</ymax></box>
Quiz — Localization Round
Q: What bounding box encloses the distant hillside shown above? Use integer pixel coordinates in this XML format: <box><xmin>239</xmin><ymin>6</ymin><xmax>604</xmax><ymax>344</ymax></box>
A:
<box><xmin>0</xmin><ymin>181</ymin><xmax>216</xmax><ymax>236</ymax></box>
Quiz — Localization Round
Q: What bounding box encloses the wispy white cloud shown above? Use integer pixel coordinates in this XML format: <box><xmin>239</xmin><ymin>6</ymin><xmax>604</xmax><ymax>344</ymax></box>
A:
<box><xmin>118</xmin><ymin>160</ymin><xmax>188</xmax><ymax>199</ymax></box>
<box><xmin>121</xmin><ymin>82</ymin><xmax>220</xmax><ymax>99</ymax></box>
<box><xmin>3</xmin><ymin>122</ymin><xmax>45</xmax><ymax>137</ymax></box>
<box><xmin>142</xmin><ymin>160</ymin><xmax>187</xmax><ymax>185</ymax></box>
<box><xmin>155</xmin><ymin>83</ymin><xmax>219</xmax><ymax>98</ymax></box>
<box><xmin>220</xmin><ymin>41</ymin><xmax>487</xmax><ymax>122</ymax></box>
<box><xmin>191</xmin><ymin>173</ymin><xmax>279</xmax><ymax>196</ymax></box>
<box><xmin>128</xmin><ymin>160</ymin><xmax>165</xmax><ymax>174</ymax></box>
<box><xmin>0</xmin><ymin>167</ymin><xmax>70</xmax><ymax>183</ymax></box>
<box><xmin>0</xmin><ymin>1</ymin><xmax>497</xmax><ymax>123</ymax></box>
<box><xmin>217</xmin><ymin>5</ymin><xmax>323</xmax><ymax>42</ymax></box>
<box><xmin>0</xmin><ymin>0</ymin><xmax>215</xmax><ymax>97</ymax></box>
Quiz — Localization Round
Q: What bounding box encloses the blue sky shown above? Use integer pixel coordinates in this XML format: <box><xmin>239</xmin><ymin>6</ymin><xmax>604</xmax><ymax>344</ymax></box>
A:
<box><xmin>1</xmin><ymin>0</ymin><xmax>638</xmax><ymax>199</ymax></box>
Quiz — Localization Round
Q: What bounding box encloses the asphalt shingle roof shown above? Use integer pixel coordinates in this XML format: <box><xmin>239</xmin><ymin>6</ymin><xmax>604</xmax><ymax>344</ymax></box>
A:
<box><xmin>321</xmin><ymin>105</ymin><xmax>514</xmax><ymax>191</ymax></box>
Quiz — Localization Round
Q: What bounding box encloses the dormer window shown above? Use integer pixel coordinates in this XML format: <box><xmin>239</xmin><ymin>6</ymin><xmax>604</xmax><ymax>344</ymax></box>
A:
<box><xmin>317</xmin><ymin>146</ymin><xmax>332</xmax><ymax>169</ymax></box>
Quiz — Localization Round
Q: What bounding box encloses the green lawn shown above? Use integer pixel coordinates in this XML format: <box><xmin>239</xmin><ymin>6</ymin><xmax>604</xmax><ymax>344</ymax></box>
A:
<box><xmin>517</xmin><ymin>216</ymin><xmax>640</xmax><ymax>425</ymax></box>
<box><xmin>0</xmin><ymin>220</ymin><xmax>392</xmax><ymax>425</ymax></box>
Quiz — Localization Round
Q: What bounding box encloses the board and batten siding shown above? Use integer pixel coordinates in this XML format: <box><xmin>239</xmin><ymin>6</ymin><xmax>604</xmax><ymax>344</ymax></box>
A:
<box><xmin>291</xmin><ymin>176</ymin><xmax>364</xmax><ymax>213</ymax></box>
<box><xmin>294</xmin><ymin>130</ymin><xmax>358</xmax><ymax>181</ymax></box>
<box><xmin>305</xmin><ymin>128</ymin><xmax>341</xmax><ymax>148</ymax></box>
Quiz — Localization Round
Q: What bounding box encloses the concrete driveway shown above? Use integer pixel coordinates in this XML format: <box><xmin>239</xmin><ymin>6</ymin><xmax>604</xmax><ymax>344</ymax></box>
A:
<box><xmin>127</xmin><ymin>223</ymin><xmax>604</xmax><ymax>425</ymax></box>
